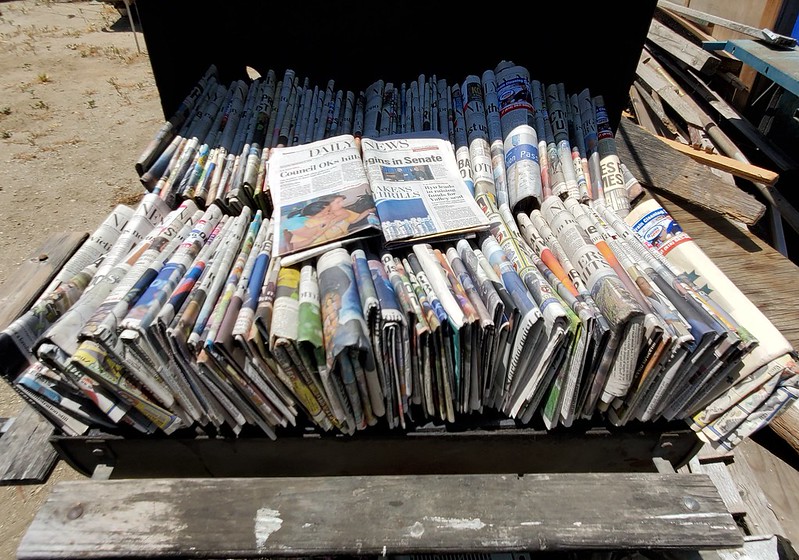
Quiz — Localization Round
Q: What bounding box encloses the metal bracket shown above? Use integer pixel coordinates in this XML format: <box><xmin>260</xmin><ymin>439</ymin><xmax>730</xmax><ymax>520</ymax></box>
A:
<box><xmin>91</xmin><ymin>463</ymin><xmax>115</xmax><ymax>480</ymax></box>
<box><xmin>87</xmin><ymin>440</ymin><xmax>116</xmax><ymax>480</ymax></box>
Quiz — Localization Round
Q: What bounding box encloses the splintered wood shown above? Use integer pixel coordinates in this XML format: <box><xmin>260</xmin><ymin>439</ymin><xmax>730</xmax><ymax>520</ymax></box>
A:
<box><xmin>615</xmin><ymin>119</ymin><xmax>765</xmax><ymax>225</ymax></box>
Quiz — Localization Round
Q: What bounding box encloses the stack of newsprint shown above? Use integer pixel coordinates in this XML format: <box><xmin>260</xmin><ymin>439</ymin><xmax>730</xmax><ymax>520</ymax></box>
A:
<box><xmin>0</xmin><ymin>61</ymin><xmax>795</xmax><ymax>453</ymax></box>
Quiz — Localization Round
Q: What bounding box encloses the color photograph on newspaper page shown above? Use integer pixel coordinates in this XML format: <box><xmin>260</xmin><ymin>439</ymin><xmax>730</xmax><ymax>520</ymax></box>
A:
<box><xmin>269</xmin><ymin>134</ymin><xmax>381</xmax><ymax>258</ymax></box>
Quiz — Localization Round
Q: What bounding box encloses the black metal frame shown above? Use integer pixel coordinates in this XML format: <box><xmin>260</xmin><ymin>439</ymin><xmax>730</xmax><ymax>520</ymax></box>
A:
<box><xmin>51</xmin><ymin>419</ymin><xmax>700</xmax><ymax>479</ymax></box>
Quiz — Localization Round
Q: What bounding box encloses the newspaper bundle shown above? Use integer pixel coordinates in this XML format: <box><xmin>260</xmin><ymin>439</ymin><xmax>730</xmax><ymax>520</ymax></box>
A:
<box><xmin>1</xmin><ymin>59</ymin><xmax>793</xmax><ymax>451</ymax></box>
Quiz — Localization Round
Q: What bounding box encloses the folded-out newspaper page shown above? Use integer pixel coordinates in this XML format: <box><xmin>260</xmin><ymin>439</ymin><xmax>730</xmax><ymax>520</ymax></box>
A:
<box><xmin>361</xmin><ymin>135</ymin><xmax>490</xmax><ymax>245</ymax></box>
<box><xmin>270</xmin><ymin>134</ymin><xmax>381</xmax><ymax>258</ymax></box>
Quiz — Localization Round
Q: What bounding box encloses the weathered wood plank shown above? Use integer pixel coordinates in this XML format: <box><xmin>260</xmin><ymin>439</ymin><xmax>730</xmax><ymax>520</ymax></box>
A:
<box><xmin>17</xmin><ymin>473</ymin><xmax>741</xmax><ymax>559</ymax></box>
<box><xmin>0</xmin><ymin>232</ymin><xmax>86</xmax><ymax>484</ymax></box>
<box><xmin>616</xmin><ymin>119</ymin><xmax>766</xmax><ymax>225</ymax></box>
<box><xmin>648</xmin><ymin>18</ymin><xmax>721</xmax><ymax>75</ymax></box>
<box><xmin>726</xmin><ymin>443</ymin><xmax>787</xmax><ymax>537</ymax></box>
<box><xmin>0</xmin><ymin>406</ymin><xmax>57</xmax><ymax>485</ymax></box>
<box><xmin>637</xmin><ymin>52</ymin><xmax>705</xmax><ymax>128</ymax></box>
<box><xmin>690</xmin><ymin>460</ymin><xmax>748</xmax><ymax>516</ymax></box>
<box><xmin>629</xmin><ymin>85</ymin><xmax>661</xmax><ymax>136</ymax></box>
<box><xmin>656</xmin><ymin>192</ymin><xmax>799</xmax><ymax>351</ymax></box>
<box><xmin>735</xmin><ymin>438</ymin><xmax>799</xmax><ymax>542</ymax></box>
<box><xmin>0</xmin><ymin>231</ymin><xmax>87</xmax><ymax>330</ymax></box>
<box><xmin>770</xmin><ymin>401</ymin><xmax>799</xmax><ymax>454</ymax></box>
<box><xmin>647</xmin><ymin>53</ymin><xmax>797</xmax><ymax>172</ymax></box>
<box><xmin>657</xmin><ymin>0</ymin><xmax>792</xmax><ymax>44</ymax></box>
<box><xmin>656</xmin><ymin>6</ymin><xmax>743</xmax><ymax>74</ymax></box>
<box><xmin>633</xmin><ymin>80</ymin><xmax>683</xmax><ymax>139</ymax></box>
<box><xmin>716</xmin><ymin>535</ymin><xmax>799</xmax><ymax>560</ymax></box>
<box><xmin>654</xmin><ymin>136</ymin><xmax>780</xmax><ymax>185</ymax></box>
<box><xmin>697</xmin><ymin>442</ymin><xmax>736</xmax><ymax>463</ymax></box>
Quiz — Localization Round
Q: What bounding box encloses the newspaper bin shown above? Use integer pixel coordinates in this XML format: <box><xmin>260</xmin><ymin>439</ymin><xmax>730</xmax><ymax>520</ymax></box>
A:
<box><xmin>49</xmin><ymin>0</ymin><xmax>704</xmax><ymax>479</ymax></box>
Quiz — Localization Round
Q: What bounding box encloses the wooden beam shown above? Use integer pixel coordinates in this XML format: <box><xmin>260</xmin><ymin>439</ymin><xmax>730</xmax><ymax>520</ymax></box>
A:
<box><xmin>616</xmin><ymin>118</ymin><xmax>766</xmax><ymax>225</ymax></box>
<box><xmin>657</xmin><ymin>0</ymin><xmax>797</xmax><ymax>46</ymax></box>
<box><xmin>638</xmin><ymin>49</ymin><xmax>799</xmax><ymax>245</ymax></box>
<box><xmin>735</xmin><ymin>438</ymin><xmax>799</xmax><ymax>541</ymax></box>
<box><xmin>17</xmin><ymin>473</ymin><xmax>741</xmax><ymax>559</ymax></box>
<box><xmin>647</xmin><ymin>18</ymin><xmax>721</xmax><ymax>75</ymax></box>
<box><xmin>770</xmin><ymin>401</ymin><xmax>799</xmax><ymax>455</ymax></box>
<box><xmin>629</xmin><ymin>85</ymin><xmax>661</xmax><ymax>135</ymax></box>
<box><xmin>656</xmin><ymin>6</ymin><xmax>743</xmax><ymax>74</ymax></box>
<box><xmin>633</xmin><ymin>80</ymin><xmax>682</xmax><ymax>139</ymax></box>
<box><xmin>638</xmin><ymin>49</ymin><xmax>707</xmax><ymax>128</ymax></box>
<box><xmin>727</xmin><ymin>441</ymin><xmax>789</xmax><ymax>537</ymax></box>
<box><xmin>0</xmin><ymin>406</ymin><xmax>58</xmax><ymax>485</ymax></box>
<box><xmin>654</xmin><ymin>136</ymin><xmax>780</xmax><ymax>185</ymax></box>
<box><xmin>649</xmin><ymin>54</ymin><xmax>797</xmax><ymax>171</ymax></box>
<box><xmin>0</xmin><ymin>231</ymin><xmax>87</xmax><ymax>485</ymax></box>
<box><xmin>688</xmin><ymin>459</ymin><xmax>748</xmax><ymax>516</ymax></box>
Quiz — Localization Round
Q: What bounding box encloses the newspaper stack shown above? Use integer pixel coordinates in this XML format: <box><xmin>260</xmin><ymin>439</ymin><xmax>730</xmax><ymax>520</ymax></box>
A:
<box><xmin>0</xmin><ymin>60</ymin><xmax>794</xmax><ymax>453</ymax></box>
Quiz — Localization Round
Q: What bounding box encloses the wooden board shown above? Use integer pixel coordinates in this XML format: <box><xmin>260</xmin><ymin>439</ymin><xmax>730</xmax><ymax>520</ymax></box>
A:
<box><xmin>726</xmin><ymin>447</ymin><xmax>787</xmax><ymax>537</ymax></box>
<box><xmin>0</xmin><ymin>406</ymin><xmax>58</xmax><ymax>485</ymax></box>
<box><xmin>656</xmin><ymin>6</ymin><xmax>743</xmax><ymax>74</ymax></box>
<box><xmin>17</xmin><ymin>473</ymin><xmax>741</xmax><ymax>559</ymax></box>
<box><xmin>0</xmin><ymin>231</ymin><xmax>86</xmax><ymax>484</ymax></box>
<box><xmin>629</xmin><ymin>85</ymin><xmax>661</xmax><ymax>135</ymax></box>
<box><xmin>690</xmin><ymin>460</ymin><xmax>748</xmax><ymax>516</ymax></box>
<box><xmin>677</xmin><ymin>0</ymin><xmax>786</xmax><ymax>96</ymax></box>
<box><xmin>648</xmin><ymin>18</ymin><xmax>721</xmax><ymax>75</ymax></box>
<box><xmin>663</xmin><ymin>63</ymin><xmax>797</xmax><ymax>172</ymax></box>
<box><xmin>716</xmin><ymin>535</ymin><xmax>799</xmax><ymax>560</ymax></box>
<box><xmin>735</xmin><ymin>438</ymin><xmax>799</xmax><ymax>542</ymax></box>
<box><xmin>663</xmin><ymin>0</ymin><xmax>784</xmax><ymax>41</ymax></box>
<box><xmin>654</xmin><ymin>136</ymin><xmax>780</xmax><ymax>185</ymax></box>
<box><xmin>721</xmin><ymin>40</ymin><xmax>799</xmax><ymax>99</ymax></box>
<box><xmin>615</xmin><ymin>119</ymin><xmax>766</xmax><ymax>225</ymax></box>
<box><xmin>770</xmin><ymin>401</ymin><xmax>799</xmax><ymax>454</ymax></box>
<box><xmin>637</xmin><ymin>54</ymin><xmax>706</xmax><ymax>128</ymax></box>
<box><xmin>0</xmin><ymin>231</ymin><xmax>87</xmax><ymax>330</ymax></box>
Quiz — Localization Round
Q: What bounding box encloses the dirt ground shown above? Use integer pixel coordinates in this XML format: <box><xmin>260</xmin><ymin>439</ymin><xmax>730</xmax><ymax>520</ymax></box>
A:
<box><xmin>0</xmin><ymin>1</ymin><xmax>162</xmax><ymax>557</ymax></box>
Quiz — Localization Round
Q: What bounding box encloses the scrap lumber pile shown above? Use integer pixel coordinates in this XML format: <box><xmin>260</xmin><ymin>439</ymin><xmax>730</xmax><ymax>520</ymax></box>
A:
<box><xmin>628</xmin><ymin>1</ymin><xmax>799</xmax><ymax>259</ymax></box>
<box><xmin>629</xmin><ymin>2</ymin><xmax>799</xmax><ymax>455</ymax></box>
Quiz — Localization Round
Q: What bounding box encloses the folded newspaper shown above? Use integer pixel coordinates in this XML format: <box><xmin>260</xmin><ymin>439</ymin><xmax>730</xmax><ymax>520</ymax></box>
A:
<box><xmin>361</xmin><ymin>135</ymin><xmax>490</xmax><ymax>246</ymax></box>
<box><xmin>269</xmin><ymin>134</ymin><xmax>382</xmax><ymax>261</ymax></box>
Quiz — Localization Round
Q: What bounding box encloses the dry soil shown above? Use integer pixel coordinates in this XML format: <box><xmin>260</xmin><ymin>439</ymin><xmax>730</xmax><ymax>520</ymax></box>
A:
<box><xmin>0</xmin><ymin>2</ymin><xmax>162</xmax><ymax>557</ymax></box>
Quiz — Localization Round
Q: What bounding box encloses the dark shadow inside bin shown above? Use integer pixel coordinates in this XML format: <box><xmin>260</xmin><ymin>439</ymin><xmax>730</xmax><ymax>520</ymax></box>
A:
<box><xmin>136</xmin><ymin>0</ymin><xmax>658</xmax><ymax>134</ymax></box>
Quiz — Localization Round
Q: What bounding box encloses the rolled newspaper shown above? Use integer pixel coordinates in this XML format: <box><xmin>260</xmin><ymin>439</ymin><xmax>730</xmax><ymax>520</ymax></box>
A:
<box><xmin>450</xmin><ymin>83</ymin><xmax>474</xmax><ymax>197</ymax></box>
<box><xmin>462</xmin><ymin>75</ymin><xmax>496</xmax><ymax>201</ymax></box>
